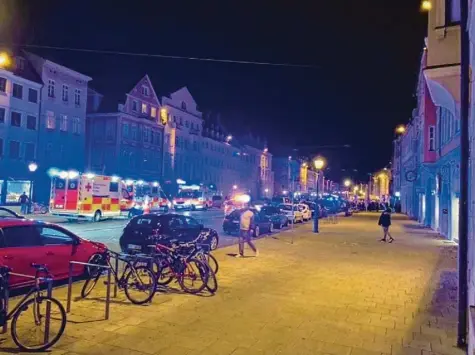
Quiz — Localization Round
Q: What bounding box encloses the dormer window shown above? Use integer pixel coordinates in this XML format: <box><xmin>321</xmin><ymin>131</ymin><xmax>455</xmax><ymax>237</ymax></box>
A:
<box><xmin>181</xmin><ymin>101</ymin><xmax>187</xmax><ymax>110</ymax></box>
<box><xmin>132</xmin><ymin>100</ymin><xmax>138</xmax><ymax>112</ymax></box>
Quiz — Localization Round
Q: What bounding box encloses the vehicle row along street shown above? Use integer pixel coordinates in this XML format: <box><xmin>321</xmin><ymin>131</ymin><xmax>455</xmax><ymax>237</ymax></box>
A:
<box><xmin>1</xmin><ymin>213</ymin><xmax>462</xmax><ymax>355</ymax></box>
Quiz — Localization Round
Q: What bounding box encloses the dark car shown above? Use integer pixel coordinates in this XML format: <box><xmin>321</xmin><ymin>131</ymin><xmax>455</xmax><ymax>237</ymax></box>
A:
<box><xmin>259</xmin><ymin>206</ymin><xmax>288</xmax><ymax>229</ymax></box>
<box><xmin>222</xmin><ymin>208</ymin><xmax>273</xmax><ymax>237</ymax></box>
<box><xmin>119</xmin><ymin>213</ymin><xmax>219</xmax><ymax>252</ymax></box>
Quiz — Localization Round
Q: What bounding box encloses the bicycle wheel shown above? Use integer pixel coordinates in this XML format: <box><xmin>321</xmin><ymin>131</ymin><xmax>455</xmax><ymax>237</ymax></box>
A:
<box><xmin>11</xmin><ymin>296</ymin><xmax>66</xmax><ymax>352</ymax></box>
<box><xmin>205</xmin><ymin>265</ymin><xmax>218</xmax><ymax>294</ymax></box>
<box><xmin>207</xmin><ymin>254</ymin><xmax>219</xmax><ymax>275</ymax></box>
<box><xmin>154</xmin><ymin>260</ymin><xmax>174</xmax><ymax>286</ymax></box>
<box><xmin>124</xmin><ymin>266</ymin><xmax>157</xmax><ymax>305</ymax></box>
<box><xmin>178</xmin><ymin>258</ymin><xmax>208</xmax><ymax>294</ymax></box>
<box><xmin>81</xmin><ymin>272</ymin><xmax>102</xmax><ymax>299</ymax></box>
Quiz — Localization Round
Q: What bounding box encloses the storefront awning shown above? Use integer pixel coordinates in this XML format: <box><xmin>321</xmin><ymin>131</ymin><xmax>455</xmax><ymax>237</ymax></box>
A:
<box><xmin>424</xmin><ymin>77</ymin><xmax>459</xmax><ymax>118</ymax></box>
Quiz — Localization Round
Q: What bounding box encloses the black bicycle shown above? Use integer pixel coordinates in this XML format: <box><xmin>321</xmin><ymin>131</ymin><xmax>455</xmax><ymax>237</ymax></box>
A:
<box><xmin>81</xmin><ymin>249</ymin><xmax>157</xmax><ymax>305</ymax></box>
<box><xmin>0</xmin><ymin>264</ymin><xmax>66</xmax><ymax>352</ymax></box>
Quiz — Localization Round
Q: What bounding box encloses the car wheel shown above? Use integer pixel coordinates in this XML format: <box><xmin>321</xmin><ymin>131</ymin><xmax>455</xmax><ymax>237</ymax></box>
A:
<box><xmin>209</xmin><ymin>235</ymin><xmax>219</xmax><ymax>250</ymax></box>
<box><xmin>254</xmin><ymin>226</ymin><xmax>260</xmax><ymax>237</ymax></box>
<box><xmin>93</xmin><ymin>210</ymin><xmax>102</xmax><ymax>222</ymax></box>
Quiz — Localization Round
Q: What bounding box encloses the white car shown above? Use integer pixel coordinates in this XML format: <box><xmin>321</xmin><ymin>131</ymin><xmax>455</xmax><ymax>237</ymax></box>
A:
<box><xmin>298</xmin><ymin>204</ymin><xmax>312</xmax><ymax>221</ymax></box>
<box><xmin>279</xmin><ymin>204</ymin><xmax>304</xmax><ymax>223</ymax></box>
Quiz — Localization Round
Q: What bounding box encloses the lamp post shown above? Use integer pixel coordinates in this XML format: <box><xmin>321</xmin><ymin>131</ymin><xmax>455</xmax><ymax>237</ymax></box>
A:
<box><xmin>313</xmin><ymin>156</ymin><xmax>326</xmax><ymax>233</ymax></box>
<box><xmin>27</xmin><ymin>162</ymin><xmax>38</xmax><ymax>214</ymax></box>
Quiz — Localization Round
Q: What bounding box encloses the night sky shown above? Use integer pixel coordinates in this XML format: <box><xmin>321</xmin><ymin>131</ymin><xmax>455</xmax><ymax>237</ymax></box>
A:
<box><xmin>0</xmin><ymin>1</ymin><xmax>427</xmax><ymax>183</ymax></box>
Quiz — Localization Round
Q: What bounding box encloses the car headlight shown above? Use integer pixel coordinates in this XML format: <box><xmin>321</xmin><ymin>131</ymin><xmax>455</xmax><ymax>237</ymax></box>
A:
<box><xmin>184</xmin><ymin>200</ymin><xmax>191</xmax><ymax>205</ymax></box>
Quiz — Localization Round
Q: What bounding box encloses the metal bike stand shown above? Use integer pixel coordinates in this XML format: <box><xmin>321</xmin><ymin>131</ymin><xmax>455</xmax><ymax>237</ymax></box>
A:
<box><xmin>44</xmin><ymin>278</ymin><xmax>53</xmax><ymax>344</ymax></box>
<box><xmin>114</xmin><ymin>257</ymin><xmax>119</xmax><ymax>298</ymax></box>
<box><xmin>67</xmin><ymin>261</ymin><xmax>112</xmax><ymax>320</ymax></box>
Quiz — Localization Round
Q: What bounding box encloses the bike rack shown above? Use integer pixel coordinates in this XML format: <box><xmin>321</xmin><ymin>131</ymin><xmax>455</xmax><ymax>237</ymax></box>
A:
<box><xmin>1</xmin><ymin>272</ymin><xmax>54</xmax><ymax>345</ymax></box>
<box><xmin>67</xmin><ymin>261</ymin><xmax>112</xmax><ymax>320</ymax></box>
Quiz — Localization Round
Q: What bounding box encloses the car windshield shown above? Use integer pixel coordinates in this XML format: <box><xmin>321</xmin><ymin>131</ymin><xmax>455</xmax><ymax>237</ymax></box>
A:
<box><xmin>177</xmin><ymin>190</ymin><xmax>201</xmax><ymax>199</ymax></box>
<box><xmin>128</xmin><ymin>215</ymin><xmax>162</xmax><ymax>228</ymax></box>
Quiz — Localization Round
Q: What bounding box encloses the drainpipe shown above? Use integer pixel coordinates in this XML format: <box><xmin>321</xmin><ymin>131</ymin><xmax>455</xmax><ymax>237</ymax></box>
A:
<box><xmin>457</xmin><ymin>0</ymin><xmax>469</xmax><ymax>347</ymax></box>
<box><xmin>35</xmin><ymin>84</ymin><xmax>43</xmax><ymax>203</ymax></box>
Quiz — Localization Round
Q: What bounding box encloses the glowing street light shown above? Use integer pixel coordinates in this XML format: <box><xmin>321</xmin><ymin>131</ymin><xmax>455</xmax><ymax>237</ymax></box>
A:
<box><xmin>312</xmin><ymin>156</ymin><xmax>326</xmax><ymax>233</ymax></box>
<box><xmin>226</xmin><ymin>135</ymin><xmax>233</xmax><ymax>142</ymax></box>
<box><xmin>28</xmin><ymin>162</ymin><xmax>38</xmax><ymax>172</ymax></box>
<box><xmin>353</xmin><ymin>186</ymin><xmax>359</xmax><ymax>192</ymax></box>
<box><xmin>232</xmin><ymin>184</ymin><xmax>238</xmax><ymax>190</ymax></box>
<box><xmin>313</xmin><ymin>156</ymin><xmax>326</xmax><ymax>171</ymax></box>
<box><xmin>0</xmin><ymin>52</ymin><xmax>10</xmax><ymax>67</ymax></box>
<box><xmin>395</xmin><ymin>125</ymin><xmax>406</xmax><ymax>135</ymax></box>
<box><xmin>344</xmin><ymin>179</ymin><xmax>352</xmax><ymax>187</ymax></box>
<box><xmin>421</xmin><ymin>0</ymin><xmax>432</xmax><ymax>11</ymax></box>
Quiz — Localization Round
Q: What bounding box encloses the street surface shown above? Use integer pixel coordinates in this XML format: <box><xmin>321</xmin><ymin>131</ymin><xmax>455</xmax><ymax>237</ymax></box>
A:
<box><xmin>0</xmin><ymin>212</ymin><xmax>463</xmax><ymax>355</ymax></box>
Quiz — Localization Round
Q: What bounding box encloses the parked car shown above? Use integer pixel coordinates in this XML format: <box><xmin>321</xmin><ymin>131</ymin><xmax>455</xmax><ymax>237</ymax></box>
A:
<box><xmin>259</xmin><ymin>206</ymin><xmax>288</xmax><ymax>229</ymax></box>
<box><xmin>119</xmin><ymin>213</ymin><xmax>220</xmax><ymax>252</ymax></box>
<box><xmin>0</xmin><ymin>218</ymin><xmax>106</xmax><ymax>288</ymax></box>
<box><xmin>211</xmin><ymin>195</ymin><xmax>224</xmax><ymax>208</ymax></box>
<box><xmin>222</xmin><ymin>208</ymin><xmax>273</xmax><ymax>237</ymax></box>
<box><xmin>298</xmin><ymin>204</ymin><xmax>312</xmax><ymax>221</ymax></box>
<box><xmin>278</xmin><ymin>204</ymin><xmax>304</xmax><ymax>223</ymax></box>
<box><xmin>271</xmin><ymin>197</ymin><xmax>291</xmax><ymax>206</ymax></box>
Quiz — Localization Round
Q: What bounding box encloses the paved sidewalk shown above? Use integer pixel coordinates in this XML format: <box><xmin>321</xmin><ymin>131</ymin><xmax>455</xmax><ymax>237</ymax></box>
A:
<box><xmin>0</xmin><ymin>213</ymin><xmax>463</xmax><ymax>355</ymax></box>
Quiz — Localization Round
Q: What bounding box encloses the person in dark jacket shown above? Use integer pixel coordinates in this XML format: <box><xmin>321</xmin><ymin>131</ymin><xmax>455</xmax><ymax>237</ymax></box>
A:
<box><xmin>378</xmin><ymin>207</ymin><xmax>394</xmax><ymax>243</ymax></box>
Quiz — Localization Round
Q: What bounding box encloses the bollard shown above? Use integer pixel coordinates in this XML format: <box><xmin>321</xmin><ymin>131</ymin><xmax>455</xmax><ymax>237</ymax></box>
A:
<box><xmin>44</xmin><ymin>279</ymin><xmax>53</xmax><ymax>344</ymax></box>
<box><xmin>66</xmin><ymin>263</ymin><xmax>73</xmax><ymax>313</ymax></box>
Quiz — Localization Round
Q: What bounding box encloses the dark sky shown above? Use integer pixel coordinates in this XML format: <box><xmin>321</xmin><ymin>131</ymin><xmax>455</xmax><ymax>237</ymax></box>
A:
<box><xmin>0</xmin><ymin>0</ymin><xmax>427</xmax><ymax>182</ymax></box>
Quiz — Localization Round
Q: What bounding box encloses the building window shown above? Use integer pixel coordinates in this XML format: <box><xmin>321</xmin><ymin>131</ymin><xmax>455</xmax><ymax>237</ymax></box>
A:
<box><xmin>0</xmin><ymin>77</ymin><xmax>6</xmax><ymax>92</ymax></box>
<box><xmin>24</xmin><ymin>143</ymin><xmax>35</xmax><ymax>160</ymax></box>
<box><xmin>143</xmin><ymin>127</ymin><xmax>149</xmax><ymax>142</ymax></box>
<box><xmin>45</xmin><ymin>143</ymin><xmax>52</xmax><ymax>158</ymax></box>
<box><xmin>141</xmin><ymin>103</ymin><xmax>147</xmax><ymax>114</ymax></box>
<box><xmin>141</xmin><ymin>86</ymin><xmax>149</xmax><ymax>96</ymax></box>
<box><xmin>60</xmin><ymin>114</ymin><xmax>68</xmax><ymax>131</ymax></box>
<box><xmin>185</xmin><ymin>121</ymin><xmax>189</xmax><ymax>128</ymax></box>
<box><xmin>16</xmin><ymin>57</ymin><xmax>25</xmax><ymax>71</ymax></box>
<box><xmin>26</xmin><ymin>115</ymin><xmax>36</xmax><ymax>130</ymax></box>
<box><xmin>446</xmin><ymin>0</ymin><xmax>461</xmax><ymax>24</ymax></box>
<box><xmin>28</xmin><ymin>88</ymin><xmax>38</xmax><ymax>103</ymax></box>
<box><xmin>62</xmin><ymin>85</ymin><xmax>69</xmax><ymax>102</ymax></box>
<box><xmin>131</xmin><ymin>125</ymin><xmax>137</xmax><ymax>140</ymax></box>
<box><xmin>46</xmin><ymin>111</ymin><xmax>55</xmax><ymax>129</ymax></box>
<box><xmin>0</xmin><ymin>108</ymin><xmax>5</xmax><ymax>124</ymax></box>
<box><xmin>12</xmin><ymin>83</ymin><xmax>23</xmax><ymax>99</ymax></box>
<box><xmin>151</xmin><ymin>107</ymin><xmax>157</xmax><ymax>118</ymax></box>
<box><xmin>72</xmin><ymin>117</ymin><xmax>80</xmax><ymax>134</ymax></box>
<box><xmin>181</xmin><ymin>102</ymin><xmax>187</xmax><ymax>110</ymax></box>
<box><xmin>48</xmin><ymin>79</ymin><xmax>55</xmax><ymax>98</ymax></box>
<box><xmin>74</xmin><ymin>89</ymin><xmax>81</xmax><ymax>106</ymax></box>
<box><xmin>9</xmin><ymin>141</ymin><xmax>20</xmax><ymax>159</ymax></box>
<box><xmin>132</xmin><ymin>100</ymin><xmax>138</xmax><ymax>112</ymax></box>
<box><xmin>429</xmin><ymin>126</ymin><xmax>435</xmax><ymax>151</ymax></box>
<box><xmin>0</xmin><ymin>138</ymin><xmax>3</xmax><ymax>156</ymax></box>
<box><xmin>10</xmin><ymin>111</ymin><xmax>21</xmax><ymax>127</ymax></box>
<box><xmin>122</xmin><ymin>123</ymin><xmax>129</xmax><ymax>138</ymax></box>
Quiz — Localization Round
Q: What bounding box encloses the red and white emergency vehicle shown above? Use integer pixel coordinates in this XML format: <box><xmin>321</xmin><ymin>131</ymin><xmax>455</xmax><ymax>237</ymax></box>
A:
<box><xmin>49</xmin><ymin>170</ymin><xmax>170</xmax><ymax>221</ymax></box>
<box><xmin>172</xmin><ymin>184</ymin><xmax>212</xmax><ymax>211</ymax></box>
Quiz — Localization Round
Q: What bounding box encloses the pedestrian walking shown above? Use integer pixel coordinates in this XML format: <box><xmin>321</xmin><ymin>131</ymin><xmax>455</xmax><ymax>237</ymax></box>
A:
<box><xmin>378</xmin><ymin>207</ymin><xmax>394</xmax><ymax>243</ymax></box>
<box><xmin>236</xmin><ymin>205</ymin><xmax>259</xmax><ymax>257</ymax></box>
<box><xmin>19</xmin><ymin>192</ymin><xmax>29</xmax><ymax>214</ymax></box>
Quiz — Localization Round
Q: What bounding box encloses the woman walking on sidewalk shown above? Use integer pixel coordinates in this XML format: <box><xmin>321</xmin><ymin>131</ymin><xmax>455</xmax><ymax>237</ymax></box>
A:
<box><xmin>378</xmin><ymin>207</ymin><xmax>394</xmax><ymax>243</ymax></box>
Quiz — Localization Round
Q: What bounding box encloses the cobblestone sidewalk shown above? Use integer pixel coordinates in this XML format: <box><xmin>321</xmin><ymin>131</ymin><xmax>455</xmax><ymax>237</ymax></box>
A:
<box><xmin>0</xmin><ymin>213</ymin><xmax>463</xmax><ymax>355</ymax></box>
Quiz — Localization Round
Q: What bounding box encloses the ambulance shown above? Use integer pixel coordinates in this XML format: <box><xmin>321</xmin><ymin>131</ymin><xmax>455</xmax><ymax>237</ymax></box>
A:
<box><xmin>172</xmin><ymin>184</ymin><xmax>212</xmax><ymax>211</ymax></box>
<box><xmin>49</xmin><ymin>171</ymin><xmax>122</xmax><ymax>222</ymax></box>
<box><xmin>120</xmin><ymin>180</ymin><xmax>170</xmax><ymax>216</ymax></box>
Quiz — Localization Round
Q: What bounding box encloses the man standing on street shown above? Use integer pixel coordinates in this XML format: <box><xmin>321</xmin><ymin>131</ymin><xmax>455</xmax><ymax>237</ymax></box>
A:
<box><xmin>19</xmin><ymin>192</ymin><xmax>29</xmax><ymax>215</ymax></box>
<box><xmin>236</xmin><ymin>205</ymin><xmax>259</xmax><ymax>258</ymax></box>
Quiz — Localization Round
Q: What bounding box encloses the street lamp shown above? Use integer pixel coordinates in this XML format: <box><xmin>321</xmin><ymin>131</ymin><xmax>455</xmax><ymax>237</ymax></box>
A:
<box><xmin>344</xmin><ymin>179</ymin><xmax>351</xmax><ymax>187</ymax></box>
<box><xmin>313</xmin><ymin>156</ymin><xmax>326</xmax><ymax>233</ymax></box>
<box><xmin>232</xmin><ymin>184</ymin><xmax>238</xmax><ymax>190</ymax></box>
<box><xmin>0</xmin><ymin>52</ymin><xmax>10</xmax><ymax>67</ymax></box>
<box><xmin>421</xmin><ymin>0</ymin><xmax>432</xmax><ymax>11</ymax></box>
<box><xmin>27</xmin><ymin>163</ymin><xmax>38</xmax><ymax>214</ymax></box>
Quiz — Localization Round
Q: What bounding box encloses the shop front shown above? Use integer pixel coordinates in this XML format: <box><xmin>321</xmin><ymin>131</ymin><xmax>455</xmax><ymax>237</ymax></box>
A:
<box><xmin>0</xmin><ymin>179</ymin><xmax>32</xmax><ymax>205</ymax></box>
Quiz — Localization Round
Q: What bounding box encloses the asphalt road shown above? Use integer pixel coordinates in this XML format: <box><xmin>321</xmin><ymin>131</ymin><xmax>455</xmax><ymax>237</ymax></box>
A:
<box><xmin>56</xmin><ymin>209</ymin><xmax>236</xmax><ymax>251</ymax></box>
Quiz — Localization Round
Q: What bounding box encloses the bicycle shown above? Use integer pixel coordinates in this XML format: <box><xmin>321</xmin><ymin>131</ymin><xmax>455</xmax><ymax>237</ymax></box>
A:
<box><xmin>185</xmin><ymin>242</ymin><xmax>218</xmax><ymax>293</ymax></box>
<box><xmin>81</xmin><ymin>249</ymin><xmax>157</xmax><ymax>305</ymax></box>
<box><xmin>0</xmin><ymin>263</ymin><xmax>66</xmax><ymax>352</ymax></box>
<box><xmin>146</xmin><ymin>242</ymin><xmax>209</xmax><ymax>294</ymax></box>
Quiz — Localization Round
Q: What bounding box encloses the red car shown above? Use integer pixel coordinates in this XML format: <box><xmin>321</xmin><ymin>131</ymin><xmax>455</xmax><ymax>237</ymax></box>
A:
<box><xmin>0</xmin><ymin>217</ymin><xmax>106</xmax><ymax>288</ymax></box>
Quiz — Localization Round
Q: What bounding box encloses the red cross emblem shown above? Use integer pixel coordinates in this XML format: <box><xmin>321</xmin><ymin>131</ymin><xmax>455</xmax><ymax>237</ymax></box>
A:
<box><xmin>85</xmin><ymin>183</ymin><xmax>92</xmax><ymax>192</ymax></box>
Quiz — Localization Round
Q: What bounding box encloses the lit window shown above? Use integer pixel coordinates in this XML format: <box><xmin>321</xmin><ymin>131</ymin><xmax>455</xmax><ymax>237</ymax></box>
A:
<box><xmin>10</xmin><ymin>112</ymin><xmax>21</xmax><ymax>127</ymax></box>
<box><xmin>60</xmin><ymin>114</ymin><xmax>68</xmax><ymax>131</ymax></box>
<box><xmin>74</xmin><ymin>89</ymin><xmax>81</xmax><ymax>106</ymax></box>
<box><xmin>151</xmin><ymin>107</ymin><xmax>157</xmax><ymax>118</ymax></box>
<box><xmin>446</xmin><ymin>0</ymin><xmax>461</xmax><ymax>24</ymax></box>
<box><xmin>48</xmin><ymin>79</ymin><xmax>55</xmax><ymax>98</ymax></box>
<box><xmin>46</xmin><ymin>111</ymin><xmax>55</xmax><ymax>129</ymax></box>
<box><xmin>142</xmin><ymin>103</ymin><xmax>148</xmax><ymax>114</ymax></box>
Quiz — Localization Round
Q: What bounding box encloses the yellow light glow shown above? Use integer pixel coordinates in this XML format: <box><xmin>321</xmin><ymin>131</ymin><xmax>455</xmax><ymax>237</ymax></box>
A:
<box><xmin>160</xmin><ymin>108</ymin><xmax>168</xmax><ymax>125</ymax></box>
<box><xmin>353</xmin><ymin>186</ymin><xmax>359</xmax><ymax>192</ymax></box>
<box><xmin>344</xmin><ymin>179</ymin><xmax>351</xmax><ymax>187</ymax></box>
<box><xmin>421</xmin><ymin>0</ymin><xmax>432</xmax><ymax>11</ymax></box>
<box><xmin>0</xmin><ymin>52</ymin><xmax>10</xmax><ymax>67</ymax></box>
<box><xmin>313</xmin><ymin>156</ymin><xmax>325</xmax><ymax>170</ymax></box>
<box><xmin>395</xmin><ymin>125</ymin><xmax>406</xmax><ymax>134</ymax></box>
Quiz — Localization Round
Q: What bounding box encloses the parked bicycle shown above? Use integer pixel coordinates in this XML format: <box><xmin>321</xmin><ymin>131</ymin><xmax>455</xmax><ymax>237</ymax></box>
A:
<box><xmin>81</xmin><ymin>249</ymin><xmax>157</xmax><ymax>304</ymax></box>
<box><xmin>0</xmin><ymin>264</ymin><xmax>66</xmax><ymax>352</ymax></box>
<box><xmin>180</xmin><ymin>242</ymin><xmax>218</xmax><ymax>293</ymax></box>
<box><xmin>30</xmin><ymin>202</ymin><xmax>49</xmax><ymax>215</ymax></box>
